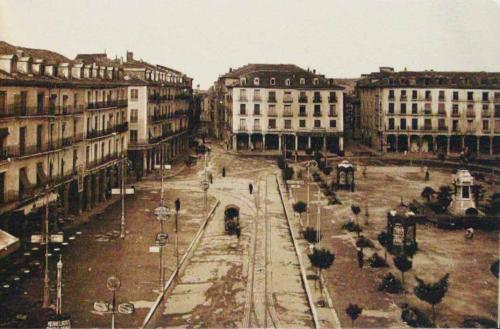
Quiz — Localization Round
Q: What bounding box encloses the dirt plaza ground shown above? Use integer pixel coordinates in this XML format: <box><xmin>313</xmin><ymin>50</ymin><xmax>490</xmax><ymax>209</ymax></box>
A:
<box><xmin>291</xmin><ymin>162</ymin><xmax>498</xmax><ymax>328</ymax></box>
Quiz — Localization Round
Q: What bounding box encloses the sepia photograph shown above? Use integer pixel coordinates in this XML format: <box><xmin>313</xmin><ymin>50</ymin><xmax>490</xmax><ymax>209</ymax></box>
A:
<box><xmin>0</xmin><ymin>0</ymin><xmax>499</xmax><ymax>328</ymax></box>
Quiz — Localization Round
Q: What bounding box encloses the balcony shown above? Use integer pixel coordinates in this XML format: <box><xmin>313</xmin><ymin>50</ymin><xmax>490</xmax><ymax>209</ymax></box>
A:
<box><xmin>267</xmin><ymin>125</ymin><xmax>277</xmax><ymax>131</ymax></box>
<box><xmin>299</xmin><ymin>112</ymin><xmax>307</xmax><ymax>117</ymax></box>
<box><xmin>253</xmin><ymin>96</ymin><xmax>262</xmax><ymax>102</ymax></box>
<box><xmin>329</xmin><ymin>96</ymin><xmax>338</xmax><ymax>103</ymax></box>
<box><xmin>328</xmin><ymin>111</ymin><xmax>337</xmax><ymax>117</ymax></box>
<box><xmin>313</xmin><ymin>96</ymin><xmax>322</xmax><ymax>103</ymax></box>
<box><xmin>283</xmin><ymin>125</ymin><xmax>293</xmax><ymax>130</ymax></box>
<box><xmin>4</xmin><ymin>135</ymin><xmax>84</xmax><ymax>159</ymax></box>
<box><xmin>438</xmin><ymin>126</ymin><xmax>449</xmax><ymax>131</ymax></box>
<box><xmin>239</xmin><ymin>96</ymin><xmax>248</xmax><ymax>102</ymax></box>
<box><xmin>283</xmin><ymin>96</ymin><xmax>293</xmax><ymax>103</ymax></box>
<box><xmin>0</xmin><ymin>104</ymin><xmax>86</xmax><ymax>118</ymax></box>
<box><xmin>86</xmin><ymin>123</ymin><xmax>128</xmax><ymax>140</ymax></box>
<box><xmin>388</xmin><ymin>95</ymin><xmax>395</xmax><ymax>101</ymax></box>
<box><xmin>254</xmin><ymin>125</ymin><xmax>261</xmax><ymax>131</ymax></box>
<box><xmin>312</xmin><ymin>126</ymin><xmax>325</xmax><ymax>132</ymax></box>
<box><xmin>283</xmin><ymin>111</ymin><xmax>293</xmax><ymax>117</ymax></box>
<box><xmin>151</xmin><ymin>113</ymin><xmax>168</xmax><ymax>123</ymax></box>
<box><xmin>313</xmin><ymin>111</ymin><xmax>322</xmax><ymax>117</ymax></box>
<box><xmin>299</xmin><ymin>96</ymin><xmax>308</xmax><ymax>103</ymax></box>
<box><xmin>425</xmin><ymin>95</ymin><xmax>432</xmax><ymax>101</ymax></box>
<box><xmin>268</xmin><ymin>110</ymin><xmax>278</xmax><ymax>117</ymax></box>
<box><xmin>451</xmin><ymin>110</ymin><xmax>460</xmax><ymax>117</ymax></box>
<box><xmin>422</xmin><ymin>125</ymin><xmax>433</xmax><ymax>131</ymax></box>
<box><xmin>400</xmin><ymin>95</ymin><xmax>407</xmax><ymax>101</ymax></box>
<box><xmin>439</xmin><ymin>96</ymin><xmax>446</xmax><ymax>102</ymax></box>
<box><xmin>238</xmin><ymin>126</ymin><xmax>247</xmax><ymax>131</ymax></box>
<box><xmin>482</xmin><ymin>110</ymin><xmax>491</xmax><ymax>117</ymax></box>
<box><xmin>268</xmin><ymin>97</ymin><xmax>277</xmax><ymax>103</ymax></box>
<box><xmin>87</xmin><ymin>100</ymin><xmax>127</xmax><ymax>110</ymax></box>
<box><xmin>86</xmin><ymin>152</ymin><xmax>125</xmax><ymax>170</ymax></box>
<box><xmin>466</xmin><ymin>111</ymin><xmax>476</xmax><ymax>118</ymax></box>
<box><xmin>438</xmin><ymin>110</ymin><xmax>446</xmax><ymax>117</ymax></box>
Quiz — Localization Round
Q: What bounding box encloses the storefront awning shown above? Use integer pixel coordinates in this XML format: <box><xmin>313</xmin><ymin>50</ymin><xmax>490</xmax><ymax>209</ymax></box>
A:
<box><xmin>0</xmin><ymin>229</ymin><xmax>20</xmax><ymax>259</ymax></box>
<box><xmin>20</xmin><ymin>192</ymin><xmax>59</xmax><ymax>215</ymax></box>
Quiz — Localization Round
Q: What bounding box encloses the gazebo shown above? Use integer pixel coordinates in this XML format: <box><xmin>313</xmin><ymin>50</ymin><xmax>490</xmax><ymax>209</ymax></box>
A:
<box><xmin>336</xmin><ymin>160</ymin><xmax>355</xmax><ymax>191</ymax></box>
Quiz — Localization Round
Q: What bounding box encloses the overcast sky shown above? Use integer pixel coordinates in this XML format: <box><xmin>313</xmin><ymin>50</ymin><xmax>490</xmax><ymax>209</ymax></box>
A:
<box><xmin>1</xmin><ymin>0</ymin><xmax>499</xmax><ymax>88</ymax></box>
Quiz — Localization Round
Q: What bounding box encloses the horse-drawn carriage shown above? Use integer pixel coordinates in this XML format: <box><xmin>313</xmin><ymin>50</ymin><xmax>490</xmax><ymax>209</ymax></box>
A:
<box><xmin>224</xmin><ymin>204</ymin><xmax>241</xmax><ymax>236</ymax></box>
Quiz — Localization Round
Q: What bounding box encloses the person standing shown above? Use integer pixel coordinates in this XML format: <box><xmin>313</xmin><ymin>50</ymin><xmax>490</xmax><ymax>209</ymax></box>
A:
<box><xmin>222</xmin><ymin>167</ymin><xmax>226</xmax><ymax>177</ymax></box>
<box><xmin>357</xmin><ymin>247</ymin><xmax>364</xmax><ymax>269</ymax></box>
<box><xmin>249</xmin><ymin>183</ymin><xmax>253</xmax><ymax>194</ymax></box>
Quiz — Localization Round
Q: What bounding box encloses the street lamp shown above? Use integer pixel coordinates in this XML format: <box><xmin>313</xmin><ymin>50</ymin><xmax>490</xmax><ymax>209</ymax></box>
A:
<box><xmin>42</xmin><ymin>184</ymin><xmax>50</xmax><ymax>308</ymax></box>
<box><xmin>154</xmin><ymin>205</ymin><xmax>170</xmax><ymax>291</ymax></box>
<box><xmin>305</xmin><ymin>160</ymin><xmax>318</xmax><ymax>226</ymax></box>
<box><xmin>107</xmin><ymin>276</ymin><xmax>121</xmax><ymax>329</ymax></box>
<box><xmin>264</xmin><ymin>173</ymin><xmax>277</xmax><ymax>329</ymax></box>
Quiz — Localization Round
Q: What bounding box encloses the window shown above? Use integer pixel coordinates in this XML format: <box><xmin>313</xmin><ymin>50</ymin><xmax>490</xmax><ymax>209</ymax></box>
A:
<box><xmin>299</xmin><ymin>120</ymin><xmax>306</xmax><ymax>128</ymax></box>
<box><xmin>268</xmin><ymin>91</ymin><xmax>276</xmax><ymax>102</ymax></box>
<box><xmin>389</xmin><ymin>90</ymin><xmax>395</xmax><ymax>100</ymax></box>
<box><xmin>268</xmin><ymin>104</ymin><xmax>276</xmax><ymax>115</ymax></box>
<box><xmin>494</xmin><ymin>92</ymin><xmax>500</xmax><ymax>100</ymax></box>
<box><xmin>388</xmin><ymin>118</ymin><xmax>395</xmax><ymax>130</ymax></box>
<box><xmin>482</xmin><ymin>92</ymin><xmax>489</xmax><ymax>101</ymax></box>
<box><xmin>388</xmin><ymin>103</ymin><xmax>395</xmax><ymax>114</ymax></box>
<box><xmin>462</xmin><ymin>186</ymin><xmax>470</xmax><ymax>199</ymax></box>
<box><xmin>254</xmin><ymin>77</ymin><xmax>259</xmax><ymax>85</ymax></box>
<box><xmin>285</xmin><ymin>79</ymin><xmax>290</xmax><ymax>86</ymax></box>
<box><xmin>130</xmin><ymin>129</ymin><xmax>138</xmax><ymax>142</ymax></box>
<box><xmin>412</xmin><ymin>103</ymin><xmax>418</xmax><ymax>114</ymax></box>
<box><xmin>424</xmin><ymin>118</ymin><xmax>432</xmax><ymax>129</ymax></box>
<box><xmin>284</xmin><ymin>119</ymin><xmax>292</xmax><ymax>129</ymax></box>
<box><xmin>254</xmin><ymin>89</ymin><xmax>261</xmax><ymax>101</ymax></box>
<box><xmin>313</xmin><ymin>78</ymin><xmax>319</xmax><ymax>85</ymax></box>
<box><xmin>453</xmin><ymin>91</ymin><xmax>459</xmax><ymax>101</ymax></box>
<box><xmin>314</xmin><ymin>104</ymin><xmax>321</xmax><ymax>116</ymax></box>
<box><xmin>400</xmin><ymin>118</ymin><xmax>407</xmax><ymax>130</ymax></box>
<box><xmin>254</xmin><ymin>104</ymin><xmax>260</xmax><ymax>115</ymax></box>
<box><xmin>412</xmin><ymin>90</ymin><xmax>417</xmax><ymax>100</ymax></box>
<box><xmin>329</xmin><ymin>104</ymin><xmax>337</xmax><ymax>116</ymax></box>
<box><xmin>424</xmin><ymin>103</ymin><xmax>432</xmax><ymax>114</ymax></box>
<box><xmin>299</xmin><ymin>105</ymin><xmax>306</xmax><ymax>116</ymax></box>
<box><xmin>467</xmin><ymin>91</ymin><xmax>474</xmax><ymax>101</ymax></box>
<box><xmin>400</xmin><ymin>103</ymin><xmax>406</xmax><ymax>114</ymax></box>
<box><xmin>254</xmin><ymin>118</ymin><xmax>260</xmax><ymax>130</ymax></box>
<box><xmin>284</xmin><ymin>104</ymin><xmax>292</xmax><ymax>116</ymax></box>
<box><xmin>130</xmin><ymin>109</ymin><xmax>138</xmax><ymax>123</ymax></box>
<box><xmin>19</xmin><ymin>126</ymin><xmax>26</xmax><ymax>155</ymax></box>
<box><xmin>329</xmin><ymin>120</ymin><xmax>336</xmax><ymax>128</ymax></box>
<box><xmin>239</xmin><ymin>118</ymin><xmax>246</xmax><ymax>130</ymax></box>
<box><xmin>240</xmin><ymin>104</ymin><xmax>246</xmax><ymax>115</ymax></box>
<box><xmin>268</xmin><ymin>119</ymin><xmax>276</xmax><ymax>129</ymax></box>
<box><xmin>439</xmin><ymin>90</ymin><xmax>445</xmax><ymax>101</ymax></box>
<box><xmin>438</xmin><ymin>118</ymin><xmax>446</xmax><ymax>130</ymax></box>
<box><xmin>300</xmin><ymin>78</ymin><xmax>305</xmax><ymax>85</ymax></box>
<box><xmin>130</xmin><ymin>89</ymin><xmax>138</xmax><ymax>100</ymax></box>
<box><xmin>483</xmin><ymin>119</ymin><xmax>489</xmax><ymax>131</ymax></box>
<box><xmin>314</xmin><ymin>120</ymin><xmax>321</xmax><ymax>127</ymax></box>
<box><xmin>452</xmin><ymin>120</ymin><xmax>459</xmax><ymax>131</ymax></box>
<box><xmin>270</xmin><ymin>78</ymin><xmax>275</xmax><ymax>86</ymax></box>
<box><xmin>412</xmin><ymin>118</ymin><xmax>418</xmax><ymax>130</ymax></box>
<box><xmin>239</xmin><ymin>89</ymin><xmax>247</xmax><ymax>101</ymax></box>
<box><xmin>425</xmin><ymin>90</ymin><xmax>432</xmax><ymax>100</ymax></box>
<box><xmin>438</xmin><ymin>103</ymin><xmax>445</xmax><ymax>114</ymax></box>
<box><xmin>240</xmin><ymin>78</ymin><xmax>246</xmax><ymax>85</ymax></box>
<box><xmin>0</xmin><ymin>91</ymin><xmax>6</xmax><ymax>113</ymax></box>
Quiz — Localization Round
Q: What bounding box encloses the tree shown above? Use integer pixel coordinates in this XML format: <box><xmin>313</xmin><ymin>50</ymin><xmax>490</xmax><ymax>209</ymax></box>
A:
<box><xmin>377</xmin><ymin>231</ymin><xmax>390</xmax><ymax>262</ymax></box>
<box><xmin>393</xmin><ymin>254</ymin><xmax>412</xmax><ymax>287</ymax></box>
<box><xmin>345</xmin><ymin>303</ymin><xmax>363</xmax><ymax>327</ymax></box>
<box><xmin>436</xmin><ymin>186</ymin><xmax>453</xmax><ymax>212</ymax></box>
<box><xmin>308</xmin><ymin>248</ymin><xmax>335</xmax><ymax>290</ymax></box>
<box><xmin>351</xmin><ymin>205</ymin><xmax>361</xmax><ymax>226</ymax></box>
<box><xmin>303</xmin><ymin>226</ymin><xmax>320</xmax><ymax>244</ymax></box>
<box><xmin>421</xmin><ymin>186</ymin><xmax>435</xmax><ymax>202</ymax></box>
<box><xmin>414</xmin><ymin>273</ymin><xmax>450</xmax><ymax>325</ymax></box>
<box><xmin>293</xmin><ymin>201</ymin><xmax>307</xmax><ymax>225</ymax></box>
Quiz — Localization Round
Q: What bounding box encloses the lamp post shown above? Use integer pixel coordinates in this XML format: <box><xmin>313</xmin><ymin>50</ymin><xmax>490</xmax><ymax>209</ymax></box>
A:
<box><xmin>107</xmin><ymin>276</ymin><xmax>121</xmax><ymax>329</ymax></box>
<box><xmin>42</xmin><ymin>184</ymin><xmax>50</xmax><ymax>308</ymax></box>
<box><xmin>305</xmin><ymin>160</ymin><xmax>318</xmax><ymax>227</ymax></box>
<box><xmin>56</xmin><ymin>255</ymin><xmax>63</xmax><ymax>315</ymax></box>
<box><xmin>316</xmin><ymin>187</ymin><xmax>321</xmax><ymax>247</ymax></box>
<box><xmin>264</xmin><ymin>173</ymin><xmax>277</xmax><ymax>328</ymax></box>
<box><xmin>154</xmin><ymin>205</ymin><xmax>170</xmax><ymax>291</ymax></box>
<box><xmin>175</xmin><ymin>198</ymin><xmax>181</xmax><ymax>273</ymax></box>
<box><xmin>120</xmin><ymin>156</ymin><xmax>126</xmax><ymax>238</ymax></box>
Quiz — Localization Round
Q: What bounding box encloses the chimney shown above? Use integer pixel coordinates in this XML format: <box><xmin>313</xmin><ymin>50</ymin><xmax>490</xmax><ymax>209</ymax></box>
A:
<box><xmin>229</xmin><ymin>67</ymin><xmax>233</xmax><ymax>72</ymax></box>
<box><xmin>379</xmin><ymin>67</ymin><xmax>394</xmax><ymax>73</ymax></box>
<box><xmin>126</xmin><ymin>51</ymin><xmax>133</xmax><ymax>62</ymax></box>
<box><xmin>313</xmin><ymin>69</ymin><xmax>316</xmax><ymax>74</ymax></box>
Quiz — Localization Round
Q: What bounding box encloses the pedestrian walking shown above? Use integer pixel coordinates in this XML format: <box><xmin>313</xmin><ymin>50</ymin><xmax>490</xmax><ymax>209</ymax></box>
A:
<box><xmin>209</xmin><ymin>172</ymin><xmax>213</xmax><ymax>184</ymax></box>
<box><xmin>425</xmin><ymin>168</ymin><xmax>430</xmax><ymax>181</ymax></box>
<box><xmin>222</xmin><ymin>167</ymin><xmax>226</xmax><ymax>177</ymax></box>
<box><xmin>249</xmin><ymin>183</ymin><xmax>253</xmax><ymax>194</ymax></box>
<box><xmin>357</xmin><ymin>247</ymin><xmax>364</xmax><ymax>269</ymax></box>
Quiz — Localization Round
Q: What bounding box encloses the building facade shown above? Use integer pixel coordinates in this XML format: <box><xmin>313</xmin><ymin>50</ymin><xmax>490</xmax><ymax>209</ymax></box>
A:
<box><xmin>0</xmin><ymin>42</ymin><xmax>129</xmax><ymax>240</ymax></box>
<box><xmin>122</xmin><ymin>52</ymin><xmax>192</xmax><ymax>178</ymax></box>
<box><xmin>357</xmin><ymin>68</ymin><xmax>500</xmax><ymax>155</ymax></box>
<box><xmin>214</xmin><ymin>64</ymin><xmax>345</xmax><ymax>153</ymax></box>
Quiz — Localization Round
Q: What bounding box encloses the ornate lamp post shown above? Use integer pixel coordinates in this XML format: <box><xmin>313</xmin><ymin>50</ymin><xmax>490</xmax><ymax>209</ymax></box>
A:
<box><xmin>107</xmin><ymin>276</ymin><xmax>121</xmax><ymax>329</ymax></box>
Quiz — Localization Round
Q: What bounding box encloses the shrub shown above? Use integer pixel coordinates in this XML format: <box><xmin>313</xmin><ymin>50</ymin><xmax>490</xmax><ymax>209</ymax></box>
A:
<box><xmin>342</xmin><ymin>221</ymin><xmax>362</xmax><ymax>234</ymax></box>
<box><xmin>421</xmin><ymin>186</ymin><xmax>435</xmax><ymax>202</ymax></box>
<box><xmin>356</xmin><ymin>236</ymin><xmax>374</xmax><ymax>249</ymax></box>
<box><xmin>394</xmin><ymin>254</ymin><xmax>413</xmax><ymax>286</ymax></box>
<box><xmin>414</xmin><ymin>273</ymin><xmax>450</xmax><ymax>324</ymax></box>
<box><xmin>303</xmin><ymin>226</ymin><xmax>320</xmax><ymax>244</ymax></box>
<box><xmin>378</xmin><ymin>272</ymin><xmax>404</xmax><ymax>294</ymax></box>
<box><xmin>282</xmin><ymin>167</ymin><xmax>294</xmax><ymax>180</ymax></box>
<box><xmin>293</xmin><ymin>201</ymin><xmax>307</xmax><ymax>214</ymax></box>
<box><xmin>322</xmin><ymin>166</ymin><xmax>333</xmax><ymax>175</ymax></box>
<box><xmin>491</xmin><ymin>260</ymin><xmax>499</xmax><ymax>278</ymax></box>
<box><xmin>465</xmin><ymin>207</ymin><xmax>478</xmax><ymax>216</ymax></box>
<box><xmin>345</xmin><ymin>303</ymin><xmax>363</xmax><ymax>327</ymax></box>
<box><xmin>368</xmin><ymin>253</ymin><xmax>388</xmax><ymax>268</ymax></box>
<box><xmin>277</xmin><ymin>157</ymin><xmax>285</xmax><ymax>169</ymax></box>
<box><xmin>401</xmin><ymin>304</ymin><xmax>434</xmax><ymax>328</ymax></box>
<box><xmin>462</xmin><ymin>317</ymin><xmax>498</xmax><ymax>329</ymax></box>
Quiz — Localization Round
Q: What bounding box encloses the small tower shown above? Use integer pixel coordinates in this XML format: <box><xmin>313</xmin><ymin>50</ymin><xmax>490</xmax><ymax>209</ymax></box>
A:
<box><xmin>449</xmin><ymin>169</ymin><xmax>476</xmax><ymax>215</ymax></box>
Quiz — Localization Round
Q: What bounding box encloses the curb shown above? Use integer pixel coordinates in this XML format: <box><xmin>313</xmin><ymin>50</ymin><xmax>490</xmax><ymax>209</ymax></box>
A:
<box><xmin>141</xmin><ymin>200</ymin><xmax>221</xmax><ymax>328</ymax></box>
<box><xmin>275</xmin><ymin>175</ymin><xmax>321</xmax><ymax>329</ymax></box>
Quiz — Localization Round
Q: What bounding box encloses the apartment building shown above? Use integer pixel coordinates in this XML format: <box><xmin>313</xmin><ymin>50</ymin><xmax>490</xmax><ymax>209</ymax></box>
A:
<box><xmin>0</xmin><ymin>42</ymin><xmax>129</xmax><ymax>241</ymax></box>
<box><xmin>357</xmin><ymin>68</ymin><xmax>500</xmax><ymax>155</ymax></box>
<box><xmin>122</xmin><ymin>52</ymin><xmax>192</xmax><ymax>178</ymax></box>
<box><xmin>215</xmin><ymin>64</ymin><xmax>345</xmax><ymax>153</ymax></box>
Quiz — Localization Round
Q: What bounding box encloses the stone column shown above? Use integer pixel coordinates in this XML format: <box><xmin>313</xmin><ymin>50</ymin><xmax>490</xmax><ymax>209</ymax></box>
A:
<box><xmin>340</xmin><ymin>136</ymin><xmax>344</xmax><ymax>152</ymax></box>
<box><xmin>93</xmin><ymin>174</ymin><xmax>100</xmax><ymax>206</ymax></box>
<box><xmin>143</xmin><ymin>150</ymin><xmax>148</xmax><ymax>175</ymax></box>
<box><xmin>476</xmin><ymin>138</ymin><xmax>480</xmax><ymax>155</ymax></box>
<box><xmin>101</xmin><ymin>170</ymin><xmax>108</xmax><ymax>201</ymax></box>
<box><xmin>295</xmin><ymin>135</ymin><xmax>299</xmax><ymax>151</ymax></box>
<box><xmin>447</xmin><ymin>137</ymin><xmax>450</xmax><ymax>154</ymax></box>
<box><xmin>460</xmin><ymin>136</ymin><xmax>465</xmax><ymax>151</ymax></box>
<box><xmin>278</xmin><ymin>134</ymin><xmax>282</xmax><ymax>151</ymax></box>
<box><xmin>248</xmin><ymin>134</ymin><xmax>252</xmax><ymax>150</ymax></box>
<box><xmin>232</xmin><ymin>135</ymin><xmax>237</xmax><ymax>150</ymax></box>
<box><xmin>263</xmin><ymin>134</ymin><xmax>266</xmax><ymax>151</ymax></box>
<box><xmin>490</xmin><ymin>137</ymin><xmax>493</xmax><ymax>156</ymax></box>
<box><xmin>323</xmin><ymin>135</ymin><xmax>327</xmax><ymax>152</ymax></box>
<box><xmin>308</xmin><ymin>135</ymin><xmax>311</xmax><ymax>149</ymax></box>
